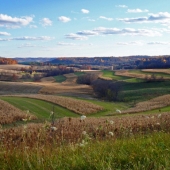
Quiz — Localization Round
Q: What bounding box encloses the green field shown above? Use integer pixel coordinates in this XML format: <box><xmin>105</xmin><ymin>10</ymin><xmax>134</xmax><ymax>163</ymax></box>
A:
<box><xmin>53</xmin><ymin>75</ymin><xmax>66</xmax><ymax>83</ymax></box>
<box><xmin>79</xmin><ymin>98</ymin><xmax>129</xmax><ymax>117</ymax></box>
<box><xmin>0</xmin><ymin>97</ymin><xmax>78</xmax><ymax>120</ymax></box>
<box><xmin>74</xmin><ymin>71</ymin><xmax>85</xmax><ymax>76</ymax></box>
<box><xmin>121</xmin><ymin>81</ymin><xmax>170</xmax><ymax>102</ymax></box>
<box><xmin>129</xmin><ymin>69</ymin><xmax>170</xmax><ymax>78</ymax></box>
<box><xmin>101</xmin><ymin>70</ymin><xmax>143</xmax><ymax>82</ymax></box>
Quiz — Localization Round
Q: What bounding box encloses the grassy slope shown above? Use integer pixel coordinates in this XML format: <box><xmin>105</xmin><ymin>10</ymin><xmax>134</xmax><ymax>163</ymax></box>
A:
<box><xmin>121</xmin><ymin>81</ymin><xmax>170</xmax><ymax>102</ymax></box>
<box><xmin>101</xmin><ymin>70</ymin><xmax>142</xmax><ymax>82</ymax></box>
<box><xmin>74</xmin><ymin>72</ymin><xmax>85</xmax><ymax>76</ymax></box>
<box><xmin>0</xmin><ymin>97</ymin><xmax>78</xmax><ymax>119</ymax></box>
<box><xmin>79</xmin><ymin>98</ymin><xmax>129</xmax><ymax>117</ymax></box>
<box><xmin>53</xmin><ymin>75</ymin><xmax>66</xmax><ymax>83</ymax></box>
<box><xmin>129</xmin><ymin>69</ymin><xmax>170</xmax><ymax>78</ymax></box>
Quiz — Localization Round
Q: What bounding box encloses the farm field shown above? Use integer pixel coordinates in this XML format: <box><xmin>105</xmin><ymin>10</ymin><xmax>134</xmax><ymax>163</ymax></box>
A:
<box><xmin>0</xmin><ymin>64</ymin><xmax>30</xmax><ymax>70</ymax></box>
<box><xmin>0</xmin><ymin>81</ymin><xmax>42</xmax><ymax>94</ymax></box>
<box><xmin>1</xmin><ymin>94</ymin><xmax>104</xmax><ymax>115</ymax></box>
<box><xmin>53</xmin><ymin>75</ymin><xmax>66</xmax><ymax>83</ymax></box>
<box><xmin>101</xmin><ymin>70</ymin><xmax>170</xmax><ymax>102</ymax></box>
<box><xmin>1</xmin><ymin>67</ymin><xmax>170</xmax><ymax>169</ymax></box>
<box><xmin>0</xmin><ymin>96</ymin><xmax>78</xmax><ymax>120</ymax></box>
<box><xmin>129</xmin><ymin>69</ymin><xmax>170</xmax><ymax>78</ymax></box>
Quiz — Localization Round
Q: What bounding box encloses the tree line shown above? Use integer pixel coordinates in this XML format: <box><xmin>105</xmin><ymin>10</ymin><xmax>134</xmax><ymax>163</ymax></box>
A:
<box><xmin>76</xmin><ymin>74</ymin><xmax>122</xmax><ymax>101</ymax></box>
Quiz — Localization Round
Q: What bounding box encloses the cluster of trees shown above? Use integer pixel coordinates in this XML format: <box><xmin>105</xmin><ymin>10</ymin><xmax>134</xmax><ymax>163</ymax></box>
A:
<box><xmin>76</xmin><ymin>73</ymin><xmax>98</xmax><ymax>85</ymax></box>
<box><xmin>135</xmin><ymin>57</ymin><xmax>170</xmax><ymax>69</ymax></box>
<box><xmin>44</xmin><ymin>66</ymin><xmax>74</xmax><ymax>77</ymax></box>
<box><xmin>0</xmin><ymin>57</ymin><xmax>17</xmax><ymax>64</ymax></box>
<box><xmin>77</xmin><ymin>74</ymin><xmax>122</xmax><ymax>101</ymax></box>
<box><xmin>92</xmin><ymin>79</ymin><xmax>122</xmax><ymax>101</ymax></box>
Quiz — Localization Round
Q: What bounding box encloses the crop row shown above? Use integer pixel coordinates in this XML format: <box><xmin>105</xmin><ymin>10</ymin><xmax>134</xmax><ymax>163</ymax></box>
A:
<box><xmin>122</xmin><ymin>94</ymin><xmax>170</xmax><ymax>114</ymax></box>
<box><xmin>5</xmin><ymin>94</ymin><xmax>104</xmax><ymax>115</ymax></box>
<box><xmin>0</xmin><ymin>99</ymin><xmax>37</xmax><ymax>125</ymax></box>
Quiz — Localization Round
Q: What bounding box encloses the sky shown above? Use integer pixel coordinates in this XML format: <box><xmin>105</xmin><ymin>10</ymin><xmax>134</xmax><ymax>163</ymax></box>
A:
<box><xmin>1</xmin><ymin>0</ymin><xmax>170</xmax><ymax>58</ymax></box>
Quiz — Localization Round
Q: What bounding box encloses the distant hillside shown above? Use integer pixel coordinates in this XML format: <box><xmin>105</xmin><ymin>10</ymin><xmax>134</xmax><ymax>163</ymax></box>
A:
<box><xmin>10</xmin><ymin>55</ymin><xmax>170</xmax><ymax>69</ymax></box>
<box><xmin>0</xmin><ymin>57</ymin><xmax>17</xmax><ymax>65</ymax></box>
<box><xmin>14</xmin><ymin>57</ymin><xmax>55</xmax><ymax>64</ymax></box>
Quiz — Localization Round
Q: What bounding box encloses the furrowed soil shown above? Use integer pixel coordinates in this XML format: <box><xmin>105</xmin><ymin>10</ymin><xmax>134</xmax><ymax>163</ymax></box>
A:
<box><xmin>0</xmin><ymin>81</ymin><xmax>42</xmax><ymax>94</ymax></box>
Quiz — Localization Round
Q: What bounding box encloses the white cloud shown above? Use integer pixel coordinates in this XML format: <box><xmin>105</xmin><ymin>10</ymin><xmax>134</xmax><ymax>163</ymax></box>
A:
<box><xmin>99</xmin><ymin>16</ymin><xmax>113</xmax><ymax>21</ymax></box>
<box><xmin>88</xmin><ymin>19</ymin><xmax>95</xmax><ymax>22</ymax></box>
<box><xmin>30</xmin><ymin>25</ymin><xmax>37</xmax><ymax>28</ymax></box>
<box><xmin>57</xmin><ymin>42</ymin><xmax>76</xmax><ymax>46</ymax></box>
<box><xmin>41</xmin><ymin>18</ymin><xmax>52</xmax><ymax>26</ymax></box>
<box><xmin>81</xmin><ymin>9</ymin><xmax>89</xmax><ymax>14</ymax></box>
<box><xmin>65</xmin><ymin>27</ymin><xmax>161</xmax><ymax>42</ymax></box>
<box><xmin>117</xmin><ymin>41</ymin><xmax>143</xmax><ymax>45</ymax></box>
<box><xmin>119</xmin><ymin>12</ymin><xmax>170</xmax><ymax>24</ymax></box>
<box><xmin>127</xmin><ymin>9</ymin><xmax>149</xmax><ymax>13</ymax></box>
<box><xmin>65</xmin><ymin>33</ymin><xmax>88</xmax><ymax>40</ymax></box>
<box><xmin>0</xmin><ymin>32</ymin><xmax>10</xmax><ymax>36</ymax></box>
<box><xmin>147</xmin><ymin>41</ymin><xmax>170</xmax><ymax>45</ymax></box>
<box><xmin>58</xmin><ymin>16</ymin><xmax>71</xmax><ymax>23</ymax></box>
<box><xmin>77</xmin><ymin>30</ymin><xmax>98</xmax><ymax>36</ymax></box>
<box><xmin>12</xmin><ymin>36</ymin><xmax>54</xmax><ymax>41</ymax></box>
<box><xmin>0</xmin><ymin>14</ymin><xmax>33</xmax><ymax>28</ymax></box>
<box><xmin>18</xmin><ymin>43</ymin><xmax>36</xmax><ymax>48</ymax></box>
<box><xmin>93</xmin><ymin>27</ymin><xmax>161</xmax><ymax>36</ymax></box>
<box><xmin>0</xmin><ymin>36</ymin><xmax>54</xmax><ymax>41</ymax></box>
<box><xmin>0</xmin><ymin>38</ymin><xmax>9</xmax><ymax>41</ymax></box>
<box><xmin>116</xmin><ymin>5</ymin><xmax>128</xmax><ymax>8</ymax></box>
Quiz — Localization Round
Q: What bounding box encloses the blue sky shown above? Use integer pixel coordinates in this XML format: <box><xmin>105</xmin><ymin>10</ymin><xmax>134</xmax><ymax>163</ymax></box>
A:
<box><xmin>1</xmin><ymin>0</ymin><xmax>170</xmax><ymax>58</ymax></box>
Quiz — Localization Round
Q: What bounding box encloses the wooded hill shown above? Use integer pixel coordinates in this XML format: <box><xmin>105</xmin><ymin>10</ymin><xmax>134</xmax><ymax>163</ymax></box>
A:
<box><xmin>0</xmin><ymin>57</ymin><xmax>17</xmax><ymax>64</ymax></box>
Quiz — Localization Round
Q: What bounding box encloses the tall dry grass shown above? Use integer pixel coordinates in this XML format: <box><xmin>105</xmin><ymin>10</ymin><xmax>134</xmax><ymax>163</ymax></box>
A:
<box><xmin>0</xmin><ymin>99</ymin><xmax>37</xmax><ymax>125</ymax></box>
<box><xmin>0</xmin><ymin>112</ymin><xmax>169</xmax><ymax>148</ymax></box>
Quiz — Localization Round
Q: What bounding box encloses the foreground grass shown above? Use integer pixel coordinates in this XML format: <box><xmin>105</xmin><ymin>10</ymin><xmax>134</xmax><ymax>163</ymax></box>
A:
<box><xmin>1</xmin><ymin>132</ymin><xmax>170</xmax><ymax>170</ymax></box>
<box><xmin>0</xmin><ymin>97</ymin><xmax>78</xmax><ymax>119</ymax></box>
